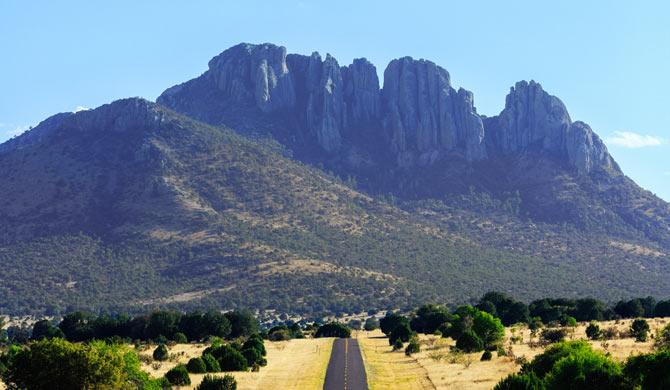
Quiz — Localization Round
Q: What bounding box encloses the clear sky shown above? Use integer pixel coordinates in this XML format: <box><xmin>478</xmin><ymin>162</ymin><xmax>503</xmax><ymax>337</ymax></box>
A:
<box><xmin>2</xmin><ymin>1</ymin><xmax>668</xmax><ymax>200</ymax></box>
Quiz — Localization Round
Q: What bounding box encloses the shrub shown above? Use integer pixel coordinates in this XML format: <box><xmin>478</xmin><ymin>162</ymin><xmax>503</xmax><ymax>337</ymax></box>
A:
<box><xmin>165</xmin><ymin>364</ymin><xmax>191</xmax><ymax>386</ymax></box>
<box><xmin>630</xmin><ymin>318</ymin><xmax>650</xmax><ymax>342</ymax></box>
<box><xmin>224</xmin><ymin>311</ymin><xmax>259</xmax><ymax>339</ymax></box>
<box><xmin>525</xmin><ymin>341</ymin><xmax>592</xmax><ymax>378</ymax></box>
<box><xmin>562</xmin><ymin>316</ymin><xmax>577</xmax><ymax>327</ymax></box>
<box><xmin>31</xmin><ymin>320</ymin><xmax>64</xmax><ymax>340</ymax></box>
<box><xmin>268</xmin><ymin>329</ymin><xmax>291</xmax><ymax>341</ymax></box>
<box><xmin>315</xmin><ymin>323</ymin><xmax>351</xmax><ymax>338</ymax></box>
<box><xmin>241</xmin><ymin>348</ymin><xmax>264</xmax><ymax>367</ymax></box>
<box><xmin>153</xmin><ymin>344</ymin><xmax>169</xmax><ymax>361</ymax></box>
<box><xmin>379</xmin><ymin>313</ymin><xmax>409</xmax><ymax>336</ymax></box>
<box><xmin>654</xmin><ymin>323</ymin><xmax>670</xmax><ymax>351</ymax></box>
<box><xmin>405</xmin><ymin>337</ymin><xmax>420</xmax><ymax>356</ymax></box>
<box><xmin>197</xmin><ymin>374</ymin><xmax>237</xmax><ymax>390</ymax></box>
<box><xmin>174</xmin><ymin>332</ymin><xmax>188</xmax><ymax>343</ymax></box>
<box><xmin>586</xmin><ymin>322</ymin><xmax>602</xmax><ymax>340</ymax></box>
<box><xmin>364</xmin><ymin>317</ymin><xmax>379</xmax><ymax>331</ymax></box>
<box><xmin>481</xmin><ymin>350</ymin><xmax>493</xmax><ymax>361</ymax></box>
<box><xmin>187</xmin><ymin>357</ymin><xmax>207</xmax><ymax>373</ymax></box>
<box><xmin>202</xmin><ymin>353</ymin><xmax>221</xmax><ymax>372</ymax></box>
<box><xmin>543</xmin><ymin>350</ymin><xmax>623</xmax><ymax>389</ymax></box>
<box><xmin>456</xmin><ymin>331</ymin><xmax>484</xmax><ymax>353</ymax></box>
<box><xmin>602</xmin><ymin>327</ymin><xmax>619</xmax><ymax>340</ymax></box>
<box><xmin>493</xmin><ymin>372</ymin><xmax>544</xmax><ymax>390</ymax></box>
<box><xmin>210</xmin><ymin>345</ymin><xmax>248</xmax><ymax>372</ymax></box>
<box><xmin>624</xmin><ymin>349</ymin><xmax>670</xmax><ymax>389</ymax></box>
<box><xmin>388</xmin><ymin>322</ymin><xmax>413</xmax><ymax>346</ymax></box>
<box><xmin>540</xmin><ymin>329</ymin><xmax>566</xmax><ymax>345</ymax></box>
<box><xmin>392</xmin><ymin>339</ymin><xmax>404</xmax><ymax>351</ymax></box>
<box><xmin>0</xmin><ymin>339</ymin><xmax>134</xmax><ymax>389</ymax></box>
<box><xmin>410</xmin><ymin>304</ymin><xmax>452</xmax><ymax>334</ymax></box>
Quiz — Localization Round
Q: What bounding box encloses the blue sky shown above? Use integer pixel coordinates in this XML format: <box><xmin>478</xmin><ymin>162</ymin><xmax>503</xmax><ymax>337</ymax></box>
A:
<box><xmin>1</xmin><ymin>1</ymin><xmax>669</xmax><ymax>200</ymax></box>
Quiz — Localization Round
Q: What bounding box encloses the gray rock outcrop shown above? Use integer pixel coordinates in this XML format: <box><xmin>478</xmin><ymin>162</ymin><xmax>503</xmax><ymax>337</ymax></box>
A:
<box><xmin>382</xmin><ymin>57</ymin><xmax>486</xmax><ymax>165</ymax></box>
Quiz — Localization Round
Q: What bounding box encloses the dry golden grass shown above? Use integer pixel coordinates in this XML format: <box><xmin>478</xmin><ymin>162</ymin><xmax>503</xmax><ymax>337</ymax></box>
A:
<box><xmin>139</xmin><ymin>337</ymin><xmax>333</xmax><ymax>390</ymax></box>
<box><xmin>358</xmin><ymin>329</ymin><xmax>434</xmax><ymax>390</ymax></box>
<box><xmin>359</xmin><ymin>318</ymin><xmax>668</xmax><ymax>390</ymax></box>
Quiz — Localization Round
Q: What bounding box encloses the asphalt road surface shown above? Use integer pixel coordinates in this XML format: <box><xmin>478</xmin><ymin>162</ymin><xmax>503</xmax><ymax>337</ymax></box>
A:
<box><xmin>323</xmin><ymin>338</ymin><xmax>368</xmax><ymax>390</ymax></box>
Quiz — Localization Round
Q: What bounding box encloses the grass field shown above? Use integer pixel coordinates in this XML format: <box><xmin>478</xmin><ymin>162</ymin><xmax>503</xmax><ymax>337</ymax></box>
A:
<box><xmin>139</xmin><ymin>337</ymin><xmax>334</xmax><ymax>389</ymax></box>
<box><xmin>358</xmin><ymin>318</ymin><xmax>667</xmax><ymax>390</ymax></box>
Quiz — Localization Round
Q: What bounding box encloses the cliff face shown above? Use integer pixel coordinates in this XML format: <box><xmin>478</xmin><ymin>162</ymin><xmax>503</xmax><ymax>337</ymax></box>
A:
<box><xmin>158</xmin><ymin>42</ymin><xmax>618</xmax><ymax>175</ymax></box>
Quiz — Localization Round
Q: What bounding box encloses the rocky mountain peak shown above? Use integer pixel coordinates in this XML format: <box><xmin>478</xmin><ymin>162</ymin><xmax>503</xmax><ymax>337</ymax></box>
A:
<box><xmin>158</xmin><ymin>43</ymin><xmax>619</xmax><ymax>175</ymax></box>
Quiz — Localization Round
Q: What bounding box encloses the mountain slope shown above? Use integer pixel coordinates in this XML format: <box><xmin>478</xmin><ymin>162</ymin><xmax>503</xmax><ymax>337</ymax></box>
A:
<box><xmin>1</xmin><ymin>43</ymin><xmax>669</xmax><ymax>316</ymax></box>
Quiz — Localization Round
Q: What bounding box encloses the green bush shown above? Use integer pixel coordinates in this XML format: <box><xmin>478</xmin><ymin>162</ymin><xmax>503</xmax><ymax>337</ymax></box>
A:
<box><xmin>586</xmin><ymin>322</ymin><xmax>602</xmax><ymax>340</ymax></box>
<box><xmin>392</xmin><ymin>338</ymin><xmax>404</xmax><ymax>351</ymax></box>
<box><xmin>630</xmin><ymin>318</ymin><xmax>650</xmax><ymax>342</ymax></box>
<box><xmin>540</xmin><ymin>329</ymin><xmax>566</xmax><ymax>345</ymax></box>
<box><xmin>493</xmin><ymin>372</ymin><xmax>544</xmax><ymax>390</ymax></box>
<box><xmin>197</xmin><ymin>374</ymin><xmax>237</xmax><ymax>390</ymax></box>
<box><xmin>379</xmin><ymin>313</ymin><xmax>409</xmax><ymax>336</ymax></box>
<box><xmin>242</xmin><ymin>335</ymin><xmax>266</xmax><ymax>356</ymax></box>
<box><xmin>388</xmin><ymin>322</ymin><xmax>413</xmax><ymax>346</ymax></box>
<box><xmin>210</xmin><ymin>345</ymin><xmax>248</xmax><ymax>372</ymax></box>
<box><xmin>315</xmin><ymin>323</ymin><xmax>351</xmax><ymax>338</ymax></box>
<box><xmin>544</xmin><ymin>350</ymin><xmax>623</xmax><ymax>390</ymax></box>
<box><xmin>241</xmin><ymin>348</ymin><xmax>264</xmax><ymax>367</ymax></box>
<box><xmin>187</xmin><ymin>357</ymin><xmax>208</xmax><ymax>373</ymax></box>
<box><xmin>456</xmin><ymin>331</ymin><xmax>484</xmax><ymax>352</ymax></box>
<box><xmin>481</xmin><ymin>350</ymin><xmax>493</xmax><ymax>361</ymax></box>
<box><xmin>364</xmin><ymin>317</ymin><xmax>379</xmax><ymax>331</ymax></box>
<box><xmin>153</xmin><ymin>344</ymin><xmax>169</xmax><ymax>361</ymax></box>
<box><xmin>202</xmin><ymin>353</ymin><xmax>221</xmax><ymax>372</ymax></box>
<box><xmin>174</xmin><ymin>332</ymin><xmax>188</xmax><ymax>343</ymax></box>
<box><xmin>404</xmin><ymin>337</ymin><xmax>420</xmax><ymax>356</ymax></box>
<box><xmin>655</xmin><ymin>323</ymin><xmax>670</xmax><ymax>350</ymax></box>
<box><xmin>624</xmin><ymin>349</ymin><xmax>670</xmax><ymax>389</ymax></box>
<box><xmin>525</xmin><ymin>341</ymin><xmax>592</xmax><ymax>378</ymax></box>
<box><xmin>165</xmin><ymin>364</ymin><xmax>191</xmax><ymax>386</ymax></box>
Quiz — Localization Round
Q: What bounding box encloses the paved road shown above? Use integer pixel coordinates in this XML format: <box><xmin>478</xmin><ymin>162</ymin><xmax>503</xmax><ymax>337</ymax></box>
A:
<box><xmin>323</xmin><ymin>338</ymin><xmax>368</xmax><ymax>390</ymax></box>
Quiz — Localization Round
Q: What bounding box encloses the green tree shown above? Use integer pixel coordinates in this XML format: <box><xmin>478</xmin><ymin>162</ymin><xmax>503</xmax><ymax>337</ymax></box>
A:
<box><xmin>379</xmin><ymin>313</ymin><xmax>409</xmax><ymax>336</ymax></box>
<box><xmin>456</xmin><ymin>330</ymin><xmax>484</xmax><ymax>352</ymax></box>
<box><xmin>1</xmin><ymin>338</ymin><xmax>127</xmax><ymax>390</ymax></box>
<box><xmin>315</xmin><ymin>323</ymin><xmax>351</xmax><ymax>338</ymax></box>
<box><xmin>388</xmin><ymin>322</ymin><xmax>413</xmax><ymax>346</ymax></box>
<box><xmin>58</xmin><ymin>311</ymin><xmax>95</xmax><ymax>341</ymax></box>
<box><xmin>197</xmin><ymin>374</ymin><xmax>237</xmax><ymax>390</ymax></box>
<box><xmin>493</xmin><ymin>372</ymin><xmax>544</xmax><ymax>390</ymax></box>
<box><xmin>210</xmin><ymin>345</ymin><xmax>248</xmax><ymax>372</ymax></box>
<box><xmin>630</xmin><ymin>318</ymin><xmax>650</xmax><ymax>342</ymax></box>
<box><xmin>153</xmin><ymin>344</ymin><xmax>169</xmax><ymax>361</ymax></box>
<box><xmin>586</xmin><ymin>322</ymin><xmax>602</xmax><ymax>340</ymax></box>
<box><xmin>187</xmin><ymin>357</ymin><xmax>208</xmax><ymax>373</ymax></box>
<box><xmin>202</xmin><ymin>353</ymin><xmax>221</xmax><ymax>372</ymax></box>
<box><xmin>624</xmin><ymin>350</ymin><xmax>670</xmax><ymax>390</ymax></box>
<box><xmin>410</xmin><ymin>304</ymin><xmax>452</xmax><ymax>334</ymax></box>
<box><xmin>364</xmin><ymin>317</ymin><xmax>379</xmax><ymax>331</ymax></box>
<box><xmin>544</xmin><ymin>350</ymin><xmax>624</xmax><ymax>390</ymax></box>
<box><xmin>31</xmin><ymin>320</ymin><xmax>64</xmax><ymax>340</ymax></box>
<box><xmin>165</xmin><ymin>364</ymin><xmax>191</xmax><ymax>386</ymax></box>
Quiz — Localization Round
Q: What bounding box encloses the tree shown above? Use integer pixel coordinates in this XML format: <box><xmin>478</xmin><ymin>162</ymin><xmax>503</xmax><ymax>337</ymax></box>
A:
<box><xmin>654</xmin><ymin>300</ymin><xmax>670</xmax><ymax>318</ymax></box>
<box><xmin>1</xmin><ymin>338</ymin><xmax>127</xmax><ymax>389</ymax></box>
<box><xmin>210</xmin><ymin>345</ymin><xmax>248</xmax><ymax>372</ymax></box>
<box><xmin>493</xmin><ymin>372</ymin><xmax>544</xmax><ymax>390</ymax></box>
<box><xmin>197</xmin><ymin>374</ymin><xmax>237</xmax><ymax>390</ymax></box>
<box><xmin>364</xmin><ymin>317</ymin><xmax>379</xmax><ymax>331</ymax></box>
<box><xmin>388</xmin><ymin>322</ymin><xmax>413</xmax><ymax>346</ymax></box>
<box><xmin>456</xmin><ymin>331</ymin><xmax>484</xmax><ymax>352</ymax></box>
<box><xmin>203</xmin><ymin>310</ymin><xmax>232</xmax><ymax>339</ymax></box>
<box><xmin>31</xmin><ymin>320</ymin><xmax>64</xmax><ymax>340</ymax></box>
<box><xmin>630</xmin><ymin>318</ymin><xmax>650</xmax><ymax>342</ymax></box>
<box><xmin>174</xmin><ymin>332</ymin><xmax>188</xmax><ymax>343</ymax></box>
<box><xmin>242</xmin><ymin>334</ymin><xmax>266</xmax><ymax>356</ymax></box>
<box><xmin>478</xmin><ymin>292</ymin><xmax>529</xmax><ymax>326</ymax></box>
<box><xmin>58</xmin><ymin>311</ymin><xmax>95</xmax><ymax>341</ymax></box>
<box><xmin>165</xmin><ymin>364</ymin><xmax>191</xmax><ymax>386</ymax></box>
<box><xmin>624</xmin><ymin>350</ymin><xmax>670</xmax><ymax>390</ymax></box>
<box><xmin>481</xmin><ymin>350</ymin><xmax>493</xmax><ymax>361</ymax></box>
<box><xmin>614</xmin><ymin>300</ymin><xmax>645</xmax><ymax>319</ymax></box>
<box><xmin>586</xmin><ymin>322</ymin><xmax>602</xmax><ymax>340</ymax></box>
<box><xmin>153</xmin><ymin>344</ymin><xmax>169</xmax><ymax>361</ymax></box>
<box><xmin>472</xmin><ymin>310</ymin><xmax>505</xmax><ymax>349</ymax></box>
<box><xmin>202</xmin><ymin>353</ymin><xmax>221</xmax><ymax>372</ymax></box>
<box><xmin>540</xmin><ymin>329</ymin><xmax>567</xmax><ymax>345</ymax></box>
<box><xmin>187</xmin><ymin>357</ymin><xmax>208</xmax><ymax>373</ymax></box>
<box><xmin>225</xmin><ymin>311</ymin><xmax>258</xmax><ymax>339</ymax></box>
<box><xmin>525</xmin><ymin>341</ymin><xmax>592</xmax><ymax>378</ymax></box>
<box><xmin>410</xmin><ymin>304</ymin><xmax>452</xmax><ymax>334</ymax></box>
<box><xmin>379</xmin><ymin>313</ymin><xmax>409</xmax><ymax>336</ymax></box>
<box><xmin>543</xmin><ymin>350</ymin><xmax>624</xmax><ymax>390</ymax></box>
<box><xmin>574</xmin><ymin>298</ymin><xmax>607</xmax><ymax>322</ymax></box>
<box><xmin>315</xmin><ymin>323</ymin><xmax>351</xmax><ymax>338</ymax></box>
<box><xmin>145</xmin><ymin>310</ymin><xmax>181</xmax><ymax>340</ymax></box>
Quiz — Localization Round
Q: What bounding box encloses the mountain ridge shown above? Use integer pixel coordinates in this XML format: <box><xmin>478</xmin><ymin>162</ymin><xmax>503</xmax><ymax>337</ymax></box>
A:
<box><xmin>0</xmin><ymin>43</ymin><xmax>669</xmax><ymax>316</ymax></box>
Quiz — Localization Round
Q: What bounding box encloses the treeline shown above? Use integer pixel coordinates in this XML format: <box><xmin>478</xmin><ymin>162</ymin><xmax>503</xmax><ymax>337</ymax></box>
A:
<box><xmin>5</xmin><ymin>309</ymin><xmax>259</xmax><ymax>345</ymax></box>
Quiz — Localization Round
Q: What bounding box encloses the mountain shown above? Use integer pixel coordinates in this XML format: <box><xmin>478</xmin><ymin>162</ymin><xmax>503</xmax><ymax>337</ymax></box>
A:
<box><xmin>1</xmin><ymin>43</ymin><xmax>669</xmax><ymax>316</ymax></box>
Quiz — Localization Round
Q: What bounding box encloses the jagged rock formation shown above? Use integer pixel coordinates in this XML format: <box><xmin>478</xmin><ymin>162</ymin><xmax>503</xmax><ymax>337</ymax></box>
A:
<box><xmin>382</xmin><ymin>57</ymin><xmax>486</xmax><ymax>165</ymax></box>
<box><xmin>485</xmin><ymin>81</ymin><xmax>616</xmax><ymax>173</ymax></box>
<box><xmin>158</xmin><ymin>43</ymin><xmax>617</xmax><ymax>175</ymax></box>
